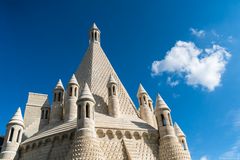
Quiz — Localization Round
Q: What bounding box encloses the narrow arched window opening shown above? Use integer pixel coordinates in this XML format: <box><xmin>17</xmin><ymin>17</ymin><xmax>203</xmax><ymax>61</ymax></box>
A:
<box><xmin>16</xmin><ymin>129</ymin><xmax>21</xmax><ymax>143</ymax></box>
<box><xmin>41</xmin><ymin>110</ymin><xmax>44</xmax><ymax>119</ymax></box>
<box><xmin>58</xmin><ymin>92</ymin><xmax>61</xmax><ymax>102</ymax></box>
<box><xmin>9</xmin><ymin>127</ymin><xmax>14</xmax><ymax>142</ymax></box>
<box><xmin>143</xmin><ymin>96</ymin><xmax>147</xmax><ymax>104</ymax></box>
<box><xmin>78</xmin><ymin>105</ymin><xmax>81</xmax><ymax>119</ymax></box>
<box><xmin>69</xmin><ymin>87</ymin><xmax>72</xmax><ymax>96</ymax></box>
<box><xmin>86</xmin><ymin>103</ymin><xmax>90</xmax><ymax>118</ymax></box>
<box><xmin>182</xmin><ymin>140</ymin><xmax>186</xmax><ymax>150</ymax></box>
<box><xmin>95</xmin><ymin>32</ymin><xmax>97</xmax><ymax>41</ymax></box>
<box><xmin>112</xmin><ymin>86</ymin><xmax>116</xmax><ymax>95</ymax></box>
<box><xmin>74</xmin><ymin>87</ymin><xmax>77</xmax><ymax>97</ymax></box>
<box><xmin>54</xmin><ymin>93</ymin><xmax>56</xmax><ymax>102</ymax></box>
<box><xmin>139</xmin><ymin>97</ymin><xmax>142</xmax><ymax>105</ymax></box>
<box><xmin>45</xmin><ymin>110</ymin><xmax>48</xmax><ymax>119</ymax></box>
<box><xmin>108</xmin><ymin>87</ymin><xmax>111</xmax><ymax>96</ymax></box>
<box><xmin>161</xmin><ymin>114</ymin><xmax>166</xmax><ymax>126</ymax></box>
<box><xmin>91</xmin><ymin>32</ymin><xmax>94</xmax><ymax>41</ymax></box>
<box><xmin>168</xmin><ymin>113</ymin><xmax>172</xmax><ymax>126</ymax></box>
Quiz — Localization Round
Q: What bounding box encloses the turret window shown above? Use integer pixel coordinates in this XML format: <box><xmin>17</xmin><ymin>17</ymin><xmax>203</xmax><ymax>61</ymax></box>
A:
<box><xmin>91</xmin><ymin>32</ymin><xmax>94</xmax><ymax>41</ymax></box>
<box><xmin>143</xmin><ymin>96</ymin><xmax>147</xmax><ymax>104</ymax></box>
<box><xmin>69</xmin><ymin>87</ymin><xmax>72</xmax><ymax>96</ymax></box>
<box><xmin>95</xmin><ymin>32</ymin><xmax>97</xmax><ymax>41</ymax></box>
<box><xmin>182</xmin><ymin>140</ymin><xmax>187</xmax><ymax>150</ymax></box>
<box><xmin>139</xmin><ymin>97</ymin><xmax>142</xmax><ymax>105</ymax></box>
<box><xmin>41</xmin><ymin>110</ymin><xmax>44</xmax><ymax>119</ymax></box>
<box><xmin>54</xmin><ymin>93</ymin><xmax>56</xmax><ymax>102</ymax></box>
<box><xmin>16</xmin><ymin>129</ymin><xmax>21</xmax><ymax>143</ymax></box>
<box><xmin>86</xmin><ymin>103</ymin><xmax>90</xmax><ymax>118</ymax></box>
<box><xmin>78</xmin><ymin>105</ymin><xmax>81</xmax><ymax>119</ymax></box>
<box><xmin>161</xmin><ymin>114</ymin><xmax>166</xmax><ymax>126</ymax></box>
<box><xmin>45</xmin><ymin>110</ymin><xmax>49</xmax><ymax>119</ymax></box>
<box><xmin>74</xmin><ymin>87</ymin><xmax>77</xmax><ymax>97</ymax></box>
<box><xmin>58</xmin><ymin>92</ymin><xmax>61</xmax><ymax>102</ymax></box>
<box><xmin>112</xmin><ymin>86</ymin><xmax>116</xmax><ymax>95</ymax></box>
<box><xmin>108</xmin><ymin>87</ymin><xmax>112</xmax><ymax>96</ymax></box>
<box><xmin>9</xmin><ymin>127</ymin><xmax>14</xmax><ymax>142</ymax></box>
<box><xmin>168</xmin><ymin>113</ymin><xmax>172</xmax><ymax>126</ymax></box>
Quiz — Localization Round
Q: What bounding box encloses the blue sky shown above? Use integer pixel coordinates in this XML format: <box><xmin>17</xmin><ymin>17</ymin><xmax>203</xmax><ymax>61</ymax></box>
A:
<box><xmin>0</xmin><ymin>0</ymin><xmax>240</xmax><ymax>159</ymax></box>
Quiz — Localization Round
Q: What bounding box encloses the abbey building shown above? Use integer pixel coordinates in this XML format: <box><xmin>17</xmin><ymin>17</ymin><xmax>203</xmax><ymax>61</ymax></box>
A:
<box><xmin>0</xmin><ymin>23</ymin><xmax>191</xmax><ymax>160</ymax></box>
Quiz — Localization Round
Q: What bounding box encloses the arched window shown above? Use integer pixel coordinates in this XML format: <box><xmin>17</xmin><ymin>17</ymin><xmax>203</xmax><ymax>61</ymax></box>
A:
<box><xmin>41</xmin><ymin>110</ymin><xmax>44</xmax><ymax>119</ymax></box>
<box><xmin>182</xmin><ymin>140</ymin><xmax>186</xmax><ymax>150</ymax></box>
<box><xmin>161</xmin><ymin>114</ymin><xmax>166</xmax><ymax>126</ymax></box>
<box><xmin>78</xmin><ymin>105</ymin><xmax>81</xmax><ymax>119</ymax></box>
<box><xmin>139</xmin><ymin>97</ymin><xmax>142</xmax><ymax>105</ymax></box>
<box><xmin>108</xmin><ymin>87</ymin><xmax>111</xmax><ymax>96</ymax></box>
<box><xmin>168</xmin><ymin>113</ymin><xmax>172</xmax><ymax>126</ymax></box>
<box><xmin>74</xmin><ymin>87</ymin><xmax>77</xmax><ymax>97</ymax></box>
<box><xmin>45</xmin><ymin>110</ymin><xmax>48</xmax><ymax>119</ymax></box>
<box><xmin>143</xmin><ymin>96</ymin><xmax>147</xmax><ymax>104</ymax></box>
<box><xmin>9</xmin><ymin>127</ymin><xmax>14</xmax><ymax>142</ymax></box>
<box><xmin>69</xmin><ymin>87</ymin><xmax>72</xmax><ymax>96</ymax></box>
<box><xmin>54</xmin><ymin>93</ymin><xmax>56</xmax><ymax>102</ymax></box>
<box><xmin>16</xmin><ymin>129</ymin><xmax>21</xmax><ymax>143</ymax></box>
<box><xmin>112</xmin><ymin>86</ymin><xmax>116</xmax><ymax>95</ymax></box>
<box><xmin>58</xmin><ymin>92</ymin><xmax>61</xmax><ymax>102</ymax></box>
<box><xmin>95</xmin><ymin>32</ymin><xmax>97</xmax><ymax>41</ymax></box>
<box><xmin>91</xmin><ymin>32</ymin><xmax>94</xmax><ymax>41</ymax></box>
<box><xmin>86</xmin><ymin>103</ymin><xmax>90</xmax><ymax>118</ymax></box>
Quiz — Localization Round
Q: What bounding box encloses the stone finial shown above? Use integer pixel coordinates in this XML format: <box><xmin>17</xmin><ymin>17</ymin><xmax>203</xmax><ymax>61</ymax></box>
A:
<box><xmin>137</xmin><ymin>83</ymin><xmax>147</xmax><ymax>97</ymax></box>
<box><xmin>92</xmin><ymin>22</ymin><xmax>99</xmax><ymax>30</ymax></box>
<box><xmin>68</xmin><ymin>74</ymin><xmax>79</xmax><ymax>86</ymax></box>
<box><xmin>79</xmin><ymin>83</ymin><xmax>95</xmax><ymax>103</ymax></box>
<box><xmin>108</xmin><ymin>74</ymin><xmax>117</xmax><ymax>85</ymax></box>
<box><xmin>55</xmin><ymin>79</ymin><xmax>64</xmax><ymax>90</ymax></box>
<box><xmin>155</xmin><ymin>93</ymin><xmax>171</xmax><ymax>111</ymax></box>
<box><xmin>174</xmin><ymin>122</ymin><xmax>185</xmax><ymax>137</ymax></box>
<box><xmin>9</xmin><ymin>107</ymin><xmax>24</xmax><ymax>127</ymax></box>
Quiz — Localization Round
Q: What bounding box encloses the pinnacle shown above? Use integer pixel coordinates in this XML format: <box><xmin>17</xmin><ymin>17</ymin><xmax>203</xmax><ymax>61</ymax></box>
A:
<box><xmin>79</xmin><ymin>83</ymin><xmax>95</xmax><ymax>103</ymax></box>
<box><xmin>55</xmin><ymin>79</ymin><xmax>64</xmax><ymax>90</ymax></box>
<box><xmin>137</xmin><ymin>83</ymin><xmax>147</xmax><ymax>97</ymax></box>
<box><xmin>68</xmin><ymin>74</ymin><xmax>79</xmax><ymax>86</ymax></box>
<box><xmin>174</xmin><ymin>122</ymin><xmax>185</xmax><ymax>137</ymax></box>
<box><xmin>155</xmin><ymin>93</ymin><xmax>170</xmax><ymax>111</ymax></box>
<box><xmin>92</xmin><ymin>22</ymin><xmax>99</xmax><ymax>30</ymax></box>
<box><xmin>9</xmin><ymin>107</ymin><xmax>24</xmax><ymax>127</ymax></box>
<box><xmin>108</xmin><ymin>74</ymin><xmax>117</xmax><ymax>84</ymax></box>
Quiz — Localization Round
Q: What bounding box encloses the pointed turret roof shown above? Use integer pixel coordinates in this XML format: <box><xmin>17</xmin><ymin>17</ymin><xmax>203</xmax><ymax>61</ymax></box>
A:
<box><xmin>91</xmin><ymin>22</ymin><xmax>99</xmax><ymax>30</ymax></box>
<box><xmin>68</xmin><ymin>74</ymin><xmax>79</xmax><ymax>86</ymax></box>
<box><xmin>55</xmin><ymin>79</ymin><xmax>64</xmax><ymax>90</ymax></box>
<box><xmin>79</xmin><ymin>83</ymin><xmax>95</xmax><ymax>103</ymax></box>
<box><xmin>75</xmin><ymin>25</ymin><xmax>138</xmax><ymax>116</ymax></box>
<box><xmin>108</xmin><ymin>74</ymin><xmax>117</xmax><ymax>85</ymax></box>
<box><xmin>137</xmin><ymin>84</ymin><xmax>147</xmax><ymax>97</ymax></box>
<box><xmin>9</xmin><ymin>107</ymin><xmax>24</xmax><ymax>127</ymax></box>
<box><xmin>174</xmin><ymin>123</ymin><xmax>185</xmax><ymax>137</ymax></box>
<box><xmin>155</xmin><ymin>93</ymin><xmax>171</xmax><ymax>111</ymax></box>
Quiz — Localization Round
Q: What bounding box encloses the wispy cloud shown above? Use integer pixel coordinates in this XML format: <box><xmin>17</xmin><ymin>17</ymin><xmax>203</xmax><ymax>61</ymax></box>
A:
<box><xmin>200</xmin><ymin>155</ymin><xmax>209</xmax><ymax>160</ymax></box>
<box><xmin>167</xmin><ymin>77</ymin><xmax>179</xmax><ymax>87</ymax></box>
<box><xmin>151</xmin><ymin>41</ymin><xmax>231</xmax><ymax>91</ymax></box>
<box><xmin>219</xmin><ymin>139</ymin><xmax>240</xmax><ymax>160</ymax></box>
<box><xmin>190</xmin><ymin>28</ymin><xmax>206</xmax><ymax>38</ymax></box>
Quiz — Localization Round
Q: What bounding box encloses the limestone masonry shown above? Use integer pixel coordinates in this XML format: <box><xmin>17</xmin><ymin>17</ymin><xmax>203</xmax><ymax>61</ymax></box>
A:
<box><xmin>0</xmin><ymin>23</ymin><xmax>191</xmax><ymax>160</ymax></box>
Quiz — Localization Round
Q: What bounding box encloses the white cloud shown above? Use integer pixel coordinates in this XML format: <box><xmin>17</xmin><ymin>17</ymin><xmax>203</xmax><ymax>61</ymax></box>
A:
<box><xmin>151</xmin><ymin>41</ymin><xmax>231</xmax><ymax>91</ymax></box>
<box><xmin>167</xmin><ymin>77</ymin><xmax>179</xmax><ymax>87</ymax></box>
<box><xmin>200</xmin><ymin>155</ymin><xmax>209</xmax><ymax>160</ymax></box>
<box><xmin>190</xmin><ymin>28</ymin><xmax>206</xmax><ymax>38</ymax></box>
<box><xmin>219</xmin><ymin>139</ymin><xmax>240</xmax><ymax>160</ymax></box>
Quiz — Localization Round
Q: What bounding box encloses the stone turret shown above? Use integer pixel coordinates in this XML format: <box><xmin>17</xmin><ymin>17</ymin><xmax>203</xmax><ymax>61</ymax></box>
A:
<box><xmin>155</xmin><ymin>94</ymin><xmax>191</xmax><ymax>159</ymax></box>
<box><xmin>89</xmin><ymin>23</ymin><xmax>100</xmax><ymax>44</ymax></box>
<box><xmin>39</xmin><ymin>98</ymin><xmax>50</xmax><ymax>130</ymax></box>
<box><xmin>107</xmin><ymin>74</ymin><xmax>120</xmax><ymax>118</ymax></box>
<box><xmin>71</xmin><ymin>83</ymin><xmax>105</xmax><ymax>159</ymax></box>
<box><xmin>50</xmin><ymin>79</ymin><xmax>64</xmax><ymax>124</ymax></box>
<box><xmin>64</xmin><ymin>74</ymin><xmax>79</xmax><ymax>122</ymax></box>
<box><xmin>174</xmin><ymin>123</ymin><xmax>190</xmax><ymax>152</ymax></box>
<box><xmin>0</xmin><ymin>108</ymin><xmax>24</xmax><ymax>159</ymax></box>
<box><xmin>137</xmin><ymin>84</ymin><xmax>155</xmax><ymax>127</ymax></box>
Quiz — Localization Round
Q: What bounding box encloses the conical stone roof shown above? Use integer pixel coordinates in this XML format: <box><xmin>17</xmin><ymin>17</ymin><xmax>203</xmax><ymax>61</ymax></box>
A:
<box><xmin>68</xmin><ymin>74</ymin><xmax>79</xmax><ymax>86</ymax></box>
<box><xmin>174</xmin><ymin>123</ymin><xmax>185</xmax><ymax>137</ymax></box>
<box><xmin>79</xmin><ymin>83</ymin><xmax>95</xmax><ymax>103</ymax></box>
<box><xmin>137</xmin><ymin>84</ymin><xmax>147</xmax><ymax>97</ymax></box>
<box><xmin>108</xmin><ymin>74</ymin><xmax>117</xmax><ymax>85</ymax></box>
<box><xmin>55</xmin><ymin>79</ymin><xmax>64</xmax><ymax>90</ymax></box>
<box><xmin>155</xmin><ymin>93</ymin><xmax>171</xmax><ymax>111</ymax></box>
<box><xmin>75</xmin><ymin>26</ymin><xmax>138</xmax><ymax>117</ymax></box>
<box><xmin>9</xmin><ymin>107</ymin><xmax>24</xmax><ymax>127</ymax></box>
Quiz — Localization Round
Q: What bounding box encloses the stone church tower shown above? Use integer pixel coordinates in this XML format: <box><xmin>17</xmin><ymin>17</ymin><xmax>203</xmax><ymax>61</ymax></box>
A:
<box><xmin>0</xmin><ymin>23</ymin><xmax>191</xmax><ymax>160</ymax></box>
